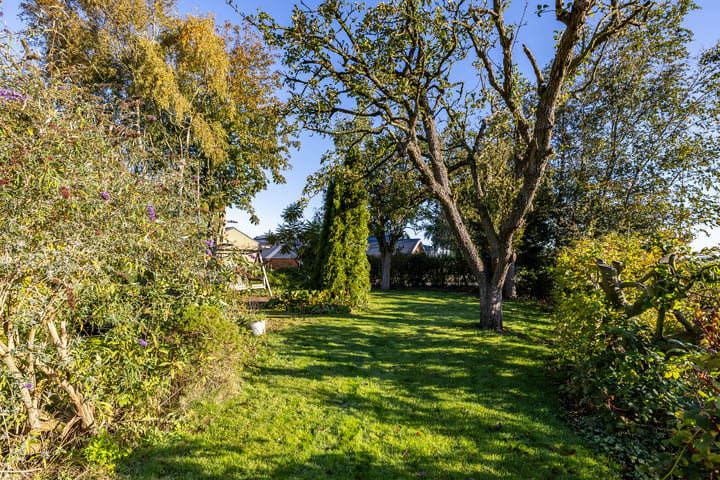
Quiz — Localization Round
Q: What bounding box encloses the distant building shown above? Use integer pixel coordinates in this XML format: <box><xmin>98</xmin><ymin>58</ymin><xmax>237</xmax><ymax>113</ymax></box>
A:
<box><xmin>366</xmin><ymin>237</ymin><xmax>425</xmax><ymax>256</ymax></box>
<box><xmin>255</xmin><ymin>235</ymin><xmax>300</xmax><ymax>269</ymax></box>
<box><xmin>223</xmin><ymin>227</ymin><xmax>260</xmax><ymax>252</ymax></box>
<box><xmin>219</xmin><ymin>227</ymin><xmax>272</xmax><ymax>294</ymax></box>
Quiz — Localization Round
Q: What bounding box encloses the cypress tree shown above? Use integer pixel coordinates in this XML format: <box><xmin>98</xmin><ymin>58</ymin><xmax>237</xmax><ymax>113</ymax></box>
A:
<box><xmin>312</xmin><ymin>149</ymin><xmax>370</xmax><ymax>307</ymax></box>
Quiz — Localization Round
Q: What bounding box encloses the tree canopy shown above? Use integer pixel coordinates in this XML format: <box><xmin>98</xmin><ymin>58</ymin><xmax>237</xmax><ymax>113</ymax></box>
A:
<box><xmin>21</xmin><ymin>0</ymin><xmax>293</xmax><ymax>230</ymax></box>
<box><xmin>256</xmin><ymin>0</ymin><xmax>656</xmax><ymax>330</ymax></box>
<box><xmin>548</xmin><ymin>3</ymin><xmax>720</xmax><ymax>241</ymax></box>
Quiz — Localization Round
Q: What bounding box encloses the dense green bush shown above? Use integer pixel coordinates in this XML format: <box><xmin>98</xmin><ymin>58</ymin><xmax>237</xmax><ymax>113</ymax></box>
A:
<box><xmin>267</xmin><ymin>290</ymin><xmax>351</xmax><ymax>315</ymax></box>
<box><xmin>367</xmin><ymin>253</ymin><xmax>475</xmax><ymax>289</ymax></box>
<box><xmin>661</xmin><ymin>311</ymin><xmax>720</xmax><ymax>479</ymax></box>
<box><xmin>553</xmin><ymin>233</ymin><xmax>720</xmax><ymax>478</ymax></box>
<box><xmin>171</xmin><ymin>304</ymin><xmax>244</xmax><ymax>366</ymax></box>
<box><xmin>0</xmin><ymin>54</ymin><xmax>256</xmax><ymax>475</ymax></box>
<box><xmin>266</xmin><ymin>266</ymin><xmax>306</xmax><ymax>294</ymax></box>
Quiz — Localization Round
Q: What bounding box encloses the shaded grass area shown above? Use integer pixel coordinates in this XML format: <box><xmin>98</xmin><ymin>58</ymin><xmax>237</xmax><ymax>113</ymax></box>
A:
<box><xmin>119</xmin><ymin>291</ymin><xmax>617</xmax><ymax>479</ymax></box>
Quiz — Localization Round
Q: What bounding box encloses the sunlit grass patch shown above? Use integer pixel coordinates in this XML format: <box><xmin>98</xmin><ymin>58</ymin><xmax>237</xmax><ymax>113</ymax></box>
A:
<box><xmin>120</xmin><ymin>291</ymin><xmax>618</xmax><ymax>479</ymax></box>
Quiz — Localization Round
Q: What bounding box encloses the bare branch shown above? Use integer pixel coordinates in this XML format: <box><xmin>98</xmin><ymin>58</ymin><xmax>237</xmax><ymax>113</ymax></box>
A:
<box><xmin>492</xmin><ymin>0</ymin><xmax>515</xmax><ymax>98</ymax></box>
<box><xmin>523</xmin><ymin>44</ymin><xmax>546</xmax><ymax>93</ymax></box>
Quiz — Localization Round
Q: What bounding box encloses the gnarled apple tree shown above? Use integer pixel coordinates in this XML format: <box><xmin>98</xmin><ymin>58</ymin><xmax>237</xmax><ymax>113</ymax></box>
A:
<box><xmin>255</xmin><ymin>0</ymin><xmax>652</xmax><ymax>329</ymax></box>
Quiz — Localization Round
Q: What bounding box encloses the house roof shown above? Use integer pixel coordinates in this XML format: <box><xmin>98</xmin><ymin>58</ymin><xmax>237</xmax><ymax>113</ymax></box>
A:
<box><xmin>254</xmin><ymin>236</ymin><xmax>298</xmax><ymax>260</ymax></box>
<box><xmin>224</xmin><ymin>227</ymin><xmax>260</xmax><ymax>250</ymax></box>
<box><xmin>254</xmin><ymin>234</ymin><xmax>271</xmax><ymax>247</ymax></box>
<box><xmin>263</xmin><ymin>245</ymin><xmax>298</xmax><ymax>260</ymax></box>
<box><xmin>366</xmin><ymin>237</ymin><xmax>424</xmax><ymax>256</ymax></box>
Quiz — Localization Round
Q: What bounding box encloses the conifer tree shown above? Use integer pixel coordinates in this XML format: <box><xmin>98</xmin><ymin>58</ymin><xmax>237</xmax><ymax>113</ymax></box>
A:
<box><xmin>312</xmin><ymin>149</ymin><xmax>370</xmax><ymax>307</ymax></box>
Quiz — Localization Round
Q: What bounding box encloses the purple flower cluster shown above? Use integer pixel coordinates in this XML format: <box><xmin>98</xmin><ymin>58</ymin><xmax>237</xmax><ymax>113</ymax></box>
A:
<box><xmin>0</xmin><ymin>88</ymin><xmax>26</xmax><ymax>102</ymax></box>
<box><xmin>147</xmin><ymin>205</ymin><xmax>156</xmax><ymax>222</ymax></box>
<box><xmin>100</xmin><ymin>191</ymin><xmax>110</xmax><ymax>200</ymax></box>
<box><xmin>203</xmin><ymin>239</ymin><xmax>214</xmax><ymax>248</ymax></box>
<box><xmin>23</xmin><ymin>383</ymin><xmax>32</xmax><ymax>390</ymax></box>
<box><xmin>147</xmin><ymin>115</ymin><xmax>157</xmax><ymax>121</ymax></box>
<box><xmin>138</xmin><ymin>339</ymin><xmax>148</xmax><ymax>347</ymax></box>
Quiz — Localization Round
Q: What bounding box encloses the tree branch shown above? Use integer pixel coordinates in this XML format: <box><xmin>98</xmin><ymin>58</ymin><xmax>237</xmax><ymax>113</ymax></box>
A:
<box><xmin>523</xmin><ymin>44</ymin><xmax>546</xmax><ymax>93</ymax></box>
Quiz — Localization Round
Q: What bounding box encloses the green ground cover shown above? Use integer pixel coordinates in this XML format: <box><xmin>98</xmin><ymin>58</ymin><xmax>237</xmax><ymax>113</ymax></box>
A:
<box><xmin>119</xmin><ymin>291</ymin><xmax>618</xmax><ymax>479</ymax></box>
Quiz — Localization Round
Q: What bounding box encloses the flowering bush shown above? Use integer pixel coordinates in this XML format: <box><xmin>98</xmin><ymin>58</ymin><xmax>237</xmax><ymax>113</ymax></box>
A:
<box><xmin>0</xmin><ymin>55</ymin><xmax>241</xmax><ymax>471</ymax></box>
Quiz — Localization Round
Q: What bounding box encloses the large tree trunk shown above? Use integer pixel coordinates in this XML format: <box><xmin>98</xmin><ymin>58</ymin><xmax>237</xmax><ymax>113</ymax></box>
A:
<box><xmin>479</xmin><ymin>279</ymin><xmax>504</xmax><ymax>331</ymax></box>
<box><xmin>503</xmin><ymin>255</ymin><xmax>517</xmax><ymax>301</ymax></box>
<box><xmin>407</xmin><ymin>137</ymin><xmax>506</xmax><ymax>330</ymax></box>
<box><xmin>380</xmin><ymin>250</ymin><xmax>392</xmax><ymax>291</ymax></box>
<box><xmin>438</xmin><ymin>196</ymin><xmax>508</xmax><ymax>331</ymax></box>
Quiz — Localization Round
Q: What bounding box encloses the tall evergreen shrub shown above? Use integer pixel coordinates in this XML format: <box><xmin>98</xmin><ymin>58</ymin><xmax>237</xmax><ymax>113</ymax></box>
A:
<box><xmin>312</xmin><ymin>149</ymin><xmax>370</xmax><ymax>307</ymax></box>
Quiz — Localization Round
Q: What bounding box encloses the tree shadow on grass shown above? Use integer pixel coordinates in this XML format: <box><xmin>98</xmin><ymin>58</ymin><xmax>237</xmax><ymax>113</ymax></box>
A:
<box><xmin>119</xmin><ymin>291</ymin><xmax>614</xmax><ymax>480</ymax></box>
<box><xmin>120</xmin><ymin>442</ymin><xmax>591</xmax><ymax>480</ymax></box>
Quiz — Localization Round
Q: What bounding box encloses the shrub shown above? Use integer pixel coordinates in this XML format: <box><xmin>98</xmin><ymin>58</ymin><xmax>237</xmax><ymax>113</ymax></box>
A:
<box><xmin>267</xmin><ymin>290</ymin><xmax>351</xmax><ymax>315</ymax></box>
<box><xmin>367</xmin><ymin>253</ymin><xmax>475</xmax><ymax>289</ymax></box>
<box><xmin>553</xmin><ymin>234</ymin><xmax>664</xmax><ymax>365</ymax></box>
<box><xmin>0</xmin><ymin>51</ymin><xmax>239</xmax><ymax>474</ymax></box>
<box><xmin>266</xmin><ymin>267</ymin><xmax>306</xmax><ymax>294</ymax></box>
<box><xmin>83</xmin><ymin>429</ymin><xmax>133</xmax><ymax>475</ymax></box>
<box><xmin>660</xmin><ymin>311</ymin><xmax>720</xmax><ymax>479</ymax></box>
<box><xmin>171</xmin><ymin>304</ymin><xmax>244</xmax><ymax>367</ymax></box>
<box><xmin>311</xmin><ymin>158</ymin><xmax>371</xmax><ymax>308</ymax></box>
<box><xmin>552</xmin><ymin>234</ymin><xmax>720</xmax><ymax>478</ymax></box>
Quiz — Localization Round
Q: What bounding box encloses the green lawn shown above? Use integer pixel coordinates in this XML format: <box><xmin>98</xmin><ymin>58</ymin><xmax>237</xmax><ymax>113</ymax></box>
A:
<box><xmin>119</xmin><ymin>291</ymin><xmax>617</xmax><ymax>479</ymax></box>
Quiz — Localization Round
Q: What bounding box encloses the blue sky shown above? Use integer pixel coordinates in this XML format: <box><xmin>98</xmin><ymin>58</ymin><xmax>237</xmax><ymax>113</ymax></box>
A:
<box><xmin>2</xmin><ymin>0</ymin><xmax>719</xmax><ymax>249</ymax></box>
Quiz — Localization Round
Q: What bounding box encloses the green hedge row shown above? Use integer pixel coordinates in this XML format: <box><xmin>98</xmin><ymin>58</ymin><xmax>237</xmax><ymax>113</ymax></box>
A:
<box><xmin>367</xmin><ymin>253</ymin><xmax>476</xmax><ymax>288</ymax></box>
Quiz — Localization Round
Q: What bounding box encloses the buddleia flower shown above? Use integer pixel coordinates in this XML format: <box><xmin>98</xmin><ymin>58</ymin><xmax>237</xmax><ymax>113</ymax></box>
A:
<box><xmin>0</xmin><ymin>88</ymin><xmax>26</xmax><ymax>102</ymax></box>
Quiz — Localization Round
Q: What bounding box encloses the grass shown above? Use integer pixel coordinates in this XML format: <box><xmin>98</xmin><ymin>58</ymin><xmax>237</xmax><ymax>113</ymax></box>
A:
<box><xmin>119</xmin><ymin>291</ymin><xmax>618</xmax><ymax>479</ymax></box>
